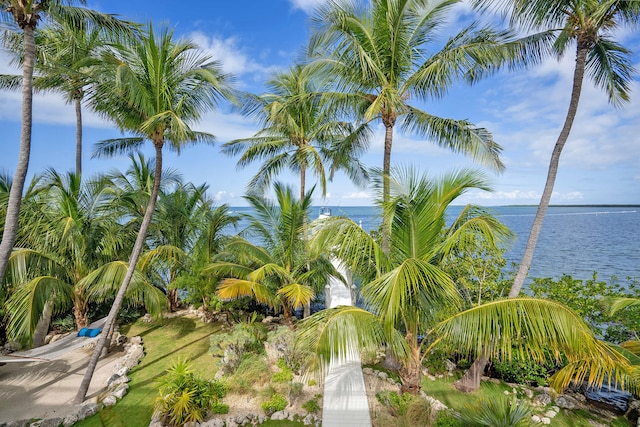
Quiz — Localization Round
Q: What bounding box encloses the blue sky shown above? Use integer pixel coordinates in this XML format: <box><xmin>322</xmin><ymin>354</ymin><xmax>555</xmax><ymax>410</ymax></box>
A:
<box><xmin>1</xmin><ymin>0</ymin><xmax>639</xmax><ymax>207</ymax></box>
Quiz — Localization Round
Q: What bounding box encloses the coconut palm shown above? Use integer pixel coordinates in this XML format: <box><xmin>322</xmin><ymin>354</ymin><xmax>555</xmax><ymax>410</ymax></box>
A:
<box><xmin>207</xmin><ymin>183</ymin><xmax>337</xmax><ymax>322</ymax></box>
<box><xmin>3</xmin><ymin>170</ymin><xmax>164</xmax><ymax>346</ymax></box>
<box><xmin>0</xmin><ymin>0</ymin><xmax>136</xmax><ymax>289</ymax></box>
<box><xmin>141</xmin><ymin>180</ymin><xmax>211</xmax><ymax>312</ymax></box>
<box><xmin>222</xmin><ymin>64</ymin><xmax>370</xmax><ymax>201</ymax></box>
<box><xmin>74</xmin><ymin>24</ymin><xmax>234</xmax><ymax>403</ymax></box>
<box><xmin>308</xmin><ymin>0</ymin><xmax>529</xmax><ymax>252</ymax></box>
<box><xmin>298</xmin><ymin>167</ymin><xmax>633</xmax><ymax>394</ymax></box>
<box><xmin>471</xmin><ymin>0</ymin><xmax>640</xmax><ymax>297</ymax></box>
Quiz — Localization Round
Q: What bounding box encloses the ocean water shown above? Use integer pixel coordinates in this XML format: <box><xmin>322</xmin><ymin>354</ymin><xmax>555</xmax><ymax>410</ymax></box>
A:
<box><xmin>231</xmin><ymin>205</ymin><xmax>640</xmax><ymax>284</ymax></box>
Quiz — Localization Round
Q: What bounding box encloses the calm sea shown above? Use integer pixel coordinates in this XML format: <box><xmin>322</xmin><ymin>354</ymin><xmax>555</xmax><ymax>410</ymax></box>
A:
<box><xmin>231</xmin><ymin>205</ymin><xmax>640</xmax><ymax>284</ymax></box>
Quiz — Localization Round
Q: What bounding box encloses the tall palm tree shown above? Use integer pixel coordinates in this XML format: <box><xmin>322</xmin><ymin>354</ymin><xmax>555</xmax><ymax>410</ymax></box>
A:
<box><xmin>308</xmin><ymin>0</ymin><xmax>524</xmax><ymax>250</ymax></box>
<box><xmin>222</xmin><ymin>64</ymin><xmax>370</xmax><ymax>201</ymax></box>
<box><xmin>74</xmin><ymin>24</ymin><xmax>234</xmax><ymax>403</ymax></box>
<box><xmin>207</xmin><ymin>183</ymin><xmax>337</xmax><ymax>322</ymax></box>
<box><xmin>472</xmin><ymin>0</ymin><xmax>639</xmax><ymax>297</ymax></box>
<box><xmin>0</xmin><ymin>0</ymin><xmax>135</xmax><ymax>288</ymax></box>
<box><xmin>298</xmin><ymin>167</ymin><xmax>633</xmax><ymax>394</ymax></box>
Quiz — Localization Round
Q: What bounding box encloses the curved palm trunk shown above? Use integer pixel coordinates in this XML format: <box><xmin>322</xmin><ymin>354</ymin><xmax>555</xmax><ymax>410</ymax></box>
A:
<box><xmin>74</xmin><ymin>142</ymin><xmax>164</xmax><ymax>404</ymax></box>
<box><xmin>300</xmin><ymin>164</ymin><xmax>312</xmax><ymax>318</ymax></box>
<box><xmin>32</xmin><ymin>299</ymin><xmax>53</xmax><ymax>348</ymax></box>
<box><xmin>509</xmin><ymin>46</ymin><xmax>588</xmax><ymax>297</ymax></box>
<box><xmin>75</xmin><ymin>97</ymin><xmax>83</xmax><ymax>178</ymax></box>
<box><xmin>0</xmin><ymin>25</ymin><xmax>36</xmax><ymax>285</ymax></box>
<box><xmin>455</xmin><ymin>355</ymin><xmax>488</xmax><ymax>392</ymax></box>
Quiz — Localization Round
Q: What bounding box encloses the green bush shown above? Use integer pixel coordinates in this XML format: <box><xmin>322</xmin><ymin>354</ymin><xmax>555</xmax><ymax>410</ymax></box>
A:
<box><xmin>376</xmin><ymin>391</ymin><xmax>413</xmax><ymax>416</ymax></box>
<box><xmin>302</xmin><ymin>394</ymin><xmax>322</xmax><ymax>414</ymax></box>
<box><xmin>422</xmin><ymin>348</ymin><xmax>450</xmax><ymax>374</ymax></box>
<box><xmin>153</xmin><ymin>358</ymin><xmax>228</xmax><ymax>426</ymax></box>
<box><xmin>433</xmin><ymin>410</ymin><xmax>463</xmax><ymax>427</ymax></box>
<box><xmin>273</xmin><ymin>358</ymin><xmax>294</xmax><ymax>382</ymax></box>
<box><xmin>210</xmin><ymin>321</ymin><xmax>267</xmax><ymax>374</ymax></box>
<box><xmin>492</xmin><ymin>355</ymin><xmax>549</xmax><ymax>386</ymax></box>
<box><xmin>261</xmin><ymin>393</ymin><xmax>288</xmax><ymax>416</ymax></box>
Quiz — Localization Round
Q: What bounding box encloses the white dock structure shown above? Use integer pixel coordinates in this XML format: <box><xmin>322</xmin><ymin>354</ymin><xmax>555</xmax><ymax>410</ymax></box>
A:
<box><xmin>319</xmin><ymin>208</ymin><xmax>372</xmax><ymax>427</ymax></box>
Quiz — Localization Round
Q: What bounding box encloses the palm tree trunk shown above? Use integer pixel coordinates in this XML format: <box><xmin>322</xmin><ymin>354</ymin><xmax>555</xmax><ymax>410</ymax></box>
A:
<box><xmin>75</xmin><ymin>97</ymin><xmax>83</xmax><ymax>179</ymax></box>
<box><xmin>32</xmin><ymin>299</ymin><xmax>53</xmax><ymax>348</ymax></box>
<box><xmin>381</xmin><ymin>123</ymin><xmax>393</xmax><ymax>254</ymax></box>
<box><xmin>0</xmin><ymin>25</ymin><xmax>36</xmax><ymax>286</ymax></box>
<box><xmin>399</xmin><ymin>345</ymin><xmax>422</xmax><ymax>394</ymax></box>
<box><xmin>74</xmin><ymin>142</ymin><xmax>164</xmax><ymax>404</ymax></box>
<box><xmin>454</xmin><ymin>355</ymin><xmax>488</xmax><ymax>392</ymax></box>
<box><xmin>509</xmin><ymin>46</ymin><xmax>588</xmax><ymax>298</ymax></box>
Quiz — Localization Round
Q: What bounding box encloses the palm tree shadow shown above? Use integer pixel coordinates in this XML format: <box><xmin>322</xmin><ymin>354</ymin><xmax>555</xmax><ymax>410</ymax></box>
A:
<box><xmin>131</xmin><ymin>331</ymin><xmax>217</xmax><ymax>388</ymax></box>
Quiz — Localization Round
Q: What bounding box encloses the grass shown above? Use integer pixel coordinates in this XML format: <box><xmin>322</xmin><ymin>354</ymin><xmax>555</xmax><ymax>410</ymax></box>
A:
<box><xmin>421</xmin><ymin>375</ymin><xmax>632</xmax><ymax>427</ymax></box>
<box><xmin>75</xmin><ymin>315</ymin><xmax>305</xmax><ymax>427</ymax></box>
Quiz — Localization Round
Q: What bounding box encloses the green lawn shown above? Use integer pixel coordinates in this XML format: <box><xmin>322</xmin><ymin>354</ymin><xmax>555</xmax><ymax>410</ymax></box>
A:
<box><xmin>76</xmin><ymin>315</ymin><xmax>303</xmax><ymax>427</ymax></box>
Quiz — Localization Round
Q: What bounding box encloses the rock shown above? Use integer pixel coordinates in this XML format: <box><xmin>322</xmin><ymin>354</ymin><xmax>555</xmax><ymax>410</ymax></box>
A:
<box><xmin>183</xmin><ymin>422</ymin><xmax>198</xmax><ymax>427</ymax></box>
<box><xmin>5</xmin><ymin>421</ymin><xmax>28</xmax><ymax>427</ymax></box>
<box><xmin>531</xmin><ymin>415</ymin><xmax>541</xmax><ymax>423</ymax></box>
<box><xmin>234</xmin><ymin>414</ymin><xmax>248</xmax><ymax>425</ymax></box>
<box><xmin>504</xmin><ymin>390</ymin><xmax>511</xmax><ymax>395</ymax></box>
<box><xmin>142</xmin><ymin>313</ymin><xmax>153</xmax><ymax>323</ymax></box>
<box><xmin>303</xmin><ymin>414</ymin><xmax>316</xmax><ymax>425</ymax></box>
<box><xmin>377</xmin><ymin>371</ymin><xmax>388</xmax><ymax>380</ymax></box>
<box><xmin>536</xmin><ymin>393</ymin><xmax>552</xmax><ymax>406</ymax></box>
<box><xmin>62</xmin><ymin>414</ymin><xmax>78</xmax><ymax>427</ymax></box>
<box><xmin>77</xmin><ymin>403</ymin><xmax>101</xmax><ymax>420</ymax></box>
<box><xmin>199</xmin><ymin>419</ymin><xmax>225</xmax><ymax>427</ymax></box>
<box><xmin>103</xmin><ymin>395</ymin><xmax>117</xmax><ymax>406</ymax></box>
<box><xmin>148</xmin><ymin>422</ymin><xmax>163</xmax><ymax>427</ymax></box>
<box><xmin>362</xmin><ymin>367</ymin><xmax>373</xmax><ymax>376</ymax></box>
<box><xmin>555</xmin><ymin>395</ymin><xmax>577</xmax><ymax>410</ymax></box>
<box><xmin>106</xmin><ymin>373</ymin><xmax>129</xmax><ymax>388</ymax></box>
<box><xmin>262</xmin><ymin>316</ymin><xmax>275</xmax><ymax>324</ymax></box>
<box><xmin>38</xmin><ymin>419</ymin><xmax>64</xmax><ymax>427</ymax></box>
<box><xmin>270</xmin><ymin>410</ymin><xmax>289</xmax><ymax>421</ymax></box>
<box><xmin>544</xmin><ymin>410</ymin><xmax>557</xmax><ymax>418</ymax></box>
<box><xmin>256</xmin><ymin>414</ymin><xmax>267</xmax><ymax>424</ymax></box>
<box><xmin>445</xmin><ymin>359</ymin><xmax>456</xmax><ymax>372</ymax></box>
<box><xmin>112</xmin><ymin>383</ymin><xmax>129</xmax><ymax>399</ymax></box>
<box><xmin>541</xmin><ymin>417</ymin><xmax>551</xmax><ymax>425</ymax></box>
<box><xmin>522</xmin><ymin>387</ymin><xmax>534</xmax><ymax>399</ymax></box>
<box><xmin>4</xmin><ymin>341</ymin><xmax>20</xmax><ymax>352</ymax></box>
<box><xmin>129</xmin><ymin>336</ymin><xmax>143</xmax><ymax>345</ymax></box>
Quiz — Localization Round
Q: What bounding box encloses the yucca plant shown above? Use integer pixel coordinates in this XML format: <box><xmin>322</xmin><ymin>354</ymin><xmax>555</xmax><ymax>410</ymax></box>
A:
<box><xmin>456</xmin><ymin>397</ymin><xmax>532</xmax><ymax>427</ymax></box>
<box><xmin>154</xmin><ymin>358</ymin><xmax>228</xmax><ymax>426</ymax></box>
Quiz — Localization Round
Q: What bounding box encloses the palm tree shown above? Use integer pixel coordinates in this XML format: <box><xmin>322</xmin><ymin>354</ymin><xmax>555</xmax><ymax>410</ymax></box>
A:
<box><xmin>4</xmin><ymin>170</ymin><xmax>164</xmax><ymax>345</ymax></box>
<box><xmin>207</xmin><ymin>183</ymin><xmax>337</xmax><ymax>322</ymax></box>
<box><xmin>0</xmin><ymin>0</ymin><xmax>135</xmax><ymax>289</ymax></box>
<box><xmin>142</xmin><ymin>180</ymin><xmax>211</xmax><ymax>312</ymax></box>
<box><xmin>222</xmin><ymin>64</ymin><xmax>370</xmax><ymax>202</ymax></box>
<box><xmin>308</xmin><ymin>0</ymin><xmax>524</xmax><ymax>250</ymax></box>
<box><xmin>74</xmin><ymin>24</ymin><xmax>234</xmax><ymax>403</ymax></box>
<box><xmin>471</xmin><ymin>0</ymin><xmax>639</xmax><ymax>297</ymax></box>
<box><xmin>298</xmin><ymin>167</ymin><xmax>633</xmax><ymax>394</ymax></box>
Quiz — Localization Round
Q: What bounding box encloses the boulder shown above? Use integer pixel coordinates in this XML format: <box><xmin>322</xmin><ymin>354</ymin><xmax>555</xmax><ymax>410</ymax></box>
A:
<box><xmin>555</xmin><ymin>395</ymin><xmax>578</xmax><ymax>410</ymax></box>
<box><xmin>535</xmin><ymin>393</ymin><xmax>552</xmax><ymax>406</ymax></box>
<box><xmin>103</xmin><ymin>395</ymin><xmax>117</xmax><ymax>407</ymax></box>
<box><xmin>199</xmin><ymin>419</ymin><xmax>225</xmax><ymax>427</ymax></box>
<box><xmin>77</xmin><ymin>403</ymin><xmax>101</xmax><ymax>420</ymax></box>
<box><xmin>38</xmin><ymin>419</ymin><xmax>64</xmax><ymax>427</ymax></box>
<box><xmin>270</xmin><ymin>410</ymin><xmax>289</xmax><ymax>421</ymax></box>
<box><xmin>62</xmin><ymin>414</ymin><xmax>78</xmax><ymax>427</ymax></box>
<box><xmin>112</xmin><ymin>383</ymin><xmax>129</xmax><ymax>399</ymax></box>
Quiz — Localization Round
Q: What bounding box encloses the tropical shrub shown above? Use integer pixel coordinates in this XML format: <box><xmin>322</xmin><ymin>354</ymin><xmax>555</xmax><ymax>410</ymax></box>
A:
<box><xmin>376</xmin><ymin>391</ymin><xmax>414</xmax><ymax>416</ymax></box>
<box><xmin>529</xmin><ymin>274</ymin><xmax>640</xmax><ymax>343</ymax></box>
<box><xmin>455</xmin><ymin>397</ymin><xmax>532</xmax><ymax>427</ymax></box>
<box><xmin>273</xmin><ymin>358</ymin><xmax>294</xmax><ymax>382</ymax></box>
<box><xmin>302</xmin><ymin>394</ymin><xmax>322</xmax><ymax>414</ymax></box>
<box><xmin>433</xmin><ymin>410</ymin><xmax>463</xmax><ymax>427</ymax></box>
<box><xmin>210</xmin><ymin>321</ymin><xmax>266</xmax><ymax>374</ymax></box>
<box><xmin>492</xmin><ymin>355</ymin><xmax>550</xmax><ymax>386</ymax></box>
<box><xmin>154</xmin><ymin>358</ymin><xmax>228</xmax><ymax>426</ymax></box>
<box><xmin>261</xmin><ymin>393</ymin><xmax>288</xmax><ymax>416</ymax></box>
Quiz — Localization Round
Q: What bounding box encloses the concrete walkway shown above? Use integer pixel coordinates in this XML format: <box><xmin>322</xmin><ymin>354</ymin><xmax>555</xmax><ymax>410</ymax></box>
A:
<box><xmin>322</xmin><ymin>260</ymin><xmax>372</xmax><ymax>427</ymax></box>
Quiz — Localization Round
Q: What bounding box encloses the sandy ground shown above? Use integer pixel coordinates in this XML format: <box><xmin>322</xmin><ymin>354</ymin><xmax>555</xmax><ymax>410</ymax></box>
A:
<box><xmin>0</xmin><ymin>344</ymin><xmax>125</xmax><ymax>423</ymax></box>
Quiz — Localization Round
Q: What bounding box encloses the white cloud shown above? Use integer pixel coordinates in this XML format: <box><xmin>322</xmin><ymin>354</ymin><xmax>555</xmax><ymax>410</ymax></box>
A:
<box><xmin>288</xmin><ymin>0</ymin><xmax>327</xmax><ymax>14</ymax></box>
<box><xmin>341</xmin><ymin>191</ymin><xmax>372</xmax><ymax>200</ymax></box>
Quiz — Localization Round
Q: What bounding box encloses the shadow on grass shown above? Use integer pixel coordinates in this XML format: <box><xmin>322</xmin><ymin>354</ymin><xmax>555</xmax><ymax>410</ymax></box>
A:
<box><xmin>130</xmin><ymin>330</ymin><xmax>218</xmax><ymax>389</ymax></box>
